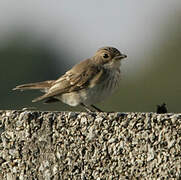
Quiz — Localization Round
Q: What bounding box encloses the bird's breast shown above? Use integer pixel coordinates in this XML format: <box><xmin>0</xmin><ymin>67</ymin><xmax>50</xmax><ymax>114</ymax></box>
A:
<box><xmin>83</xmin><ymin>69</ymin><xmax>121</xmax><ymax>105</ymax></box>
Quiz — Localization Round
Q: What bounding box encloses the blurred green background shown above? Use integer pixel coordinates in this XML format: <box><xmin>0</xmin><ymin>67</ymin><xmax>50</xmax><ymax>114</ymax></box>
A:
<box><xmin>1</xmin><ymin>1</ymin><xmax>181</xmax><ymax>112</ymax></box>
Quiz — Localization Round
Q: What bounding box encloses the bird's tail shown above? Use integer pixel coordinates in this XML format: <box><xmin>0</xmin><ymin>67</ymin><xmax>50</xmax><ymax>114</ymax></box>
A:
<box><xmin>13</xmin><ymin>80</ymin><xmax>54</xmax><ymax>92</ymax></box>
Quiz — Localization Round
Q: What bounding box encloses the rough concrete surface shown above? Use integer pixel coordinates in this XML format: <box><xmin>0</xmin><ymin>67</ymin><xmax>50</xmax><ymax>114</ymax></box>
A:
<box><xmin>0</xmin><ymin>110</ymin><xmax>181</xmax><ymax>179</ymax></box>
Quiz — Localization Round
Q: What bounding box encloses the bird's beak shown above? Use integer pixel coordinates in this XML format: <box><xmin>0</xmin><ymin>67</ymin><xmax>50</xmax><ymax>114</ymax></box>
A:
<box><xmin>115</xmin><ymin>54</ymin><xmax>127</xmax><ymax>60</ymax></box>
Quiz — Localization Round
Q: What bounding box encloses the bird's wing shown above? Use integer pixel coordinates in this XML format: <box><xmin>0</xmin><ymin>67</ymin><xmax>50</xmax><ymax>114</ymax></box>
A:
<box><xmin>13</xmin><ymin>80</ymin><xmax>54</xmax><ymax>92</ymax></box>
<box><xmin>32</xmin><ymin>59</ymin><xmax>105</xmax><ymax>102</ymax></box>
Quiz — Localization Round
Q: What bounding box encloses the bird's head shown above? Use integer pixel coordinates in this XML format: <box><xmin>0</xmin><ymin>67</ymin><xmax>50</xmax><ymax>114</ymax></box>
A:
<box><xmin>93</xmin><ymin>46</ymin><xmax>127</xmax><ymax>69</ymax></box>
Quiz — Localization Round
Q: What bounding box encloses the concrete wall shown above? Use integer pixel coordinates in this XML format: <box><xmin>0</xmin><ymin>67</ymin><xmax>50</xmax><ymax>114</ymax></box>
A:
<box><xmin>0</xmin><ymin>110</ymin><xmax>181</xmax><ymax>179</ymax></box>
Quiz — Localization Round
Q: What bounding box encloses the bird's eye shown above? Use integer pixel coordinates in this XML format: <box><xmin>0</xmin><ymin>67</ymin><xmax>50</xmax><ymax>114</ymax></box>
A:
<box><xmin>103</xmin><ymin>53</ymin><xmax>109</xmax><ymax>58</ymax></box>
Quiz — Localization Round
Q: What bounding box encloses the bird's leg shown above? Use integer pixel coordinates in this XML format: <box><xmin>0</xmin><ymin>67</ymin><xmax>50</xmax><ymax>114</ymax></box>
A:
<box><xmin>91</xmin><ymin>105</ymin><xmax>103</xmax><ymax>112</ymax></box>
<box><xmin>80</xmin><ymin>103</ymin><xmax>94</xmax><ymax>112</ymax></box>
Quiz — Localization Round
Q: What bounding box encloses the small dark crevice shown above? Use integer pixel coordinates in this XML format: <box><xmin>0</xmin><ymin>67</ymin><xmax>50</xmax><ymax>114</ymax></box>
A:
<box><xmin>81</xmin><ymin>147</ymin><xmax>86</xmax><ymax>157</ymax></box>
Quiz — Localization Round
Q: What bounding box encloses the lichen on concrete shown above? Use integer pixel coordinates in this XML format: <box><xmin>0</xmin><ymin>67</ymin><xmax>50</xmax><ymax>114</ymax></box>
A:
<box><xmin>0</xmin><ymin>110</ymin><xmax>181</xmax><ymax>179</ymax></box>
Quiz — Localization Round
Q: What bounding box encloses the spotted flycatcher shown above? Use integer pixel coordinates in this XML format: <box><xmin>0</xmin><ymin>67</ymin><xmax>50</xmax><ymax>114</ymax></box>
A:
<box><xmin>13</xmin><ymin>47</ymin><xmax>127</xmax><ymax>112</ymax></box>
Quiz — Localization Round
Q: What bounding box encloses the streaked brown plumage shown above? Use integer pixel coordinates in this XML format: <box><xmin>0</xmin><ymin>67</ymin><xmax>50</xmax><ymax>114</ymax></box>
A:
<box><xmin>13</xmin><ymin>47</ymin><xmax>127</xmax><ymax>112</ymax></box>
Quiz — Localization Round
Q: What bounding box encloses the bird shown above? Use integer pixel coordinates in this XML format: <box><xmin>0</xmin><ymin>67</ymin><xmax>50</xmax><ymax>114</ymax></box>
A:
<box><xmin>13</xmin><ymin>47</ymin><xmax>127</xmax><ymax>112</ymax></box>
